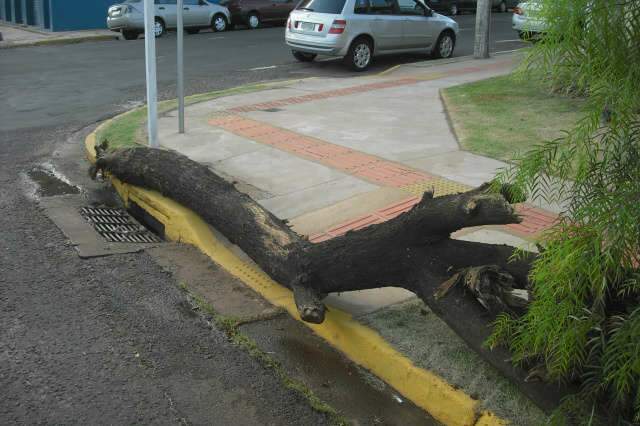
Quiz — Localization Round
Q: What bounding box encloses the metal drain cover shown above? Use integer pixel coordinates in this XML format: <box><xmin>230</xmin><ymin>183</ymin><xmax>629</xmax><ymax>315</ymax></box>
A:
<box><xmin>80</xmin><ymin>207</ymin><xmax>161</xmax><ymax>243</ymax></box>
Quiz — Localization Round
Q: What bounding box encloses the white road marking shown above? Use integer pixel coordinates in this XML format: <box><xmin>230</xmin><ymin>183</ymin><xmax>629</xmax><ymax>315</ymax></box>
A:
<box><xmin>494</xmin><ymin>48</ymin><xmax>525</xmax><ymax>54</ymax></box>
<box><xmin>208</xmin><ymin>36</ymin><xmax>226</xmax><ymax>40</ymax></box>
<box><xmin>496</xmin><ymin>39</ymin><xmax>524</xmax><ymax>43</ymax></box>
<box><xmin>249</xmin><ymin>65</ymin><xmax>277</xmax><ymax>71</ymax></box>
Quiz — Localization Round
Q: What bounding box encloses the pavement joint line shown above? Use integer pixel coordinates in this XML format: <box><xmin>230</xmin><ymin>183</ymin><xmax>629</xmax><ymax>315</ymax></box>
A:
<box><xmin>84</xmin><ymin>129</ymin><xmax>506</xmax><ymax>426</ymax></box>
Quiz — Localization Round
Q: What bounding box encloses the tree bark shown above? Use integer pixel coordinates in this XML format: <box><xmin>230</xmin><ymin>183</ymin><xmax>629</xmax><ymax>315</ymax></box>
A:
<box><xmin>95</xmin><ymin>147</ymin><xmax>532</xmax><ymax>321</ymax></box>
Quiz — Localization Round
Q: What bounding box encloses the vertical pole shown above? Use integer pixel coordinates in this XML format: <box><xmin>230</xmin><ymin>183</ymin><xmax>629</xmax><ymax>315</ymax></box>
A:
<box><xmin>177</xmin><ymin>0</ymin><xmax>185</xmax><ymax>134</ymax></box>
<box><xmin>144</xmin><ymin>0</ymin><xmax>159</xmax><ymax>147</ymax></box>
<box><xmin>474</xmin><ymin>0</ymin><xmax>492</xmax><ymax>59</ymax></box>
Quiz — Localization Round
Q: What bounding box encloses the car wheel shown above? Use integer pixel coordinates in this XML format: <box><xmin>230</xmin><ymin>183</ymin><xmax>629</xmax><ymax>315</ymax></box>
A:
<box><xmin>247</xmin><ymin>12</ymin><xmax>260</xmax><ymax>29</ymax></box>
<box><xmin>292</xmin><ymin>51</ymin><xmax>317</xmax><ymax>62</ymax></box>
<box><xmin>432</xmin><ymin>30</ymin><xmax>455</xmax><ymax>59</ymax></box>
<box><xmin>498</xmin><ymin>1</ymin><xmax>507</xmax><ymax>12</ymax></box>
<box><xmin>154</xmin><ymin>18</ymin><xmax>165</xmax><ymax>37</ymax></box>
<box><xmin>212</xmin><ymin>14</ymin><xmax>228</xmax><ymax>32</ymax></box>
<box><xmin>344</xmin><ymin>38</ymin><xmax>372</xmax><ymax>71</ymax></box>
<box><xmin>122</xmin><ymin>29</ymin><xmax>138</xmax><ymax>40</ymax></box>
<box><xmin>449</xmin><ymin>3</ymin><xmax>458</xmax><ymax>15</ymax></box>
<box><xmin>186</xmin><ymin>28</ymin><xmax>200</xmax><ymax>34</ymax></box>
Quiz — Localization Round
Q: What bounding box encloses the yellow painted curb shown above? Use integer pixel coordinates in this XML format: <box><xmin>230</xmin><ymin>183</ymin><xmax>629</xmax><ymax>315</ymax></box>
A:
<box><xmin>85</xmin><ymin>104</ymin><xmax>508</xmax><ymax>426</ymax></box>
<box><xmin>475</xmin><ymin>411</ymin><xmax>509</xmax><ymax>426</ymax></box>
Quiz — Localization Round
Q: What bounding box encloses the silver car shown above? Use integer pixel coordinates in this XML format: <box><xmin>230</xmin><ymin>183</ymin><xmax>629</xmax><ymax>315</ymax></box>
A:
<box><xmin>285</xmin><ymin>0</ymin><xmax>459</xmax><ymax>71</ymax></box>
<box><xmin>107</xmin><ymin>0</ymin><xmax>232</xmax><ymax>40</ymax></box>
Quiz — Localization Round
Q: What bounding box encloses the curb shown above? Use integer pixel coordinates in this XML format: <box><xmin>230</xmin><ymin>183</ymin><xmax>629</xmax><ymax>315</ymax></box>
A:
<box><xmin>0</xmin><ymin>34</ymin><xmax>118</xmax><ymax>49</ymax></box>
<box><xmin>84</xmin><ymin>86</ymin><xmax>508</xmax><ymax>426</ymax></box>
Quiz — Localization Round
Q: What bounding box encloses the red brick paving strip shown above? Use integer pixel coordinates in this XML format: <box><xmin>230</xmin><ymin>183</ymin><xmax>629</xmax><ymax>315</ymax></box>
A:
<box><xmin>227</xmin><ymin>78</ymin><xmax>420</xmax><ymax>113</ymax></box>
<box><xmin>506</xmin><ymin>204</ymin><xmax>559</xmax><ymax>236</ymax></box>
<box><xmin>310</xmin><ymin>201</ymin><xmax>558</xmax><ymax>243</ymax></box>
<box><xmin>208</xmin><ymin>115</ymin><xmax>435</xmax><ymax>188</ymax></box>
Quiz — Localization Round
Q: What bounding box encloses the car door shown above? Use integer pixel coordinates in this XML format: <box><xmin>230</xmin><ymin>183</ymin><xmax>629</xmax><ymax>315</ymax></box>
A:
<box><xmin>367</xmin><ymin>0</ymin><xmax>404</xmax><ymax>50</ymax></box>
<box><xmin>156</xmin><ymin>0</ymin><xmax>177</xmax><ymax>28</ymax></box>
<box><xmin>182</xmin><ymin>0</ymin><xmax>209</xmax><ymax>26</ymax></box>
<box><xmin>255</xmin><ymin>0</ymin><xmax>278</xmax><ymax>22</ymax></box>
<box><xmin>395</xmin><ymin>0</ymin><xmax>432</xmax><ymax>48</ymax></box>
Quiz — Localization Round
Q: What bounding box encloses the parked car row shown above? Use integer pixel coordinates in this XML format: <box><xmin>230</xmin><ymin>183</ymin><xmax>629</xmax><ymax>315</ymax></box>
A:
<box><xmin>107</xmin><ymin>0</ymin><xmax>500</xmax><ymax>39</ymax></box>
<box><xmin>427</xmin><ymin>0</ymin><xmax>518</xmax><ymax>16</ymax></box>
<box><xmin>107</xmin><ymin>0</ymin><xmax>295</xmax><ymax>39</ymax></box>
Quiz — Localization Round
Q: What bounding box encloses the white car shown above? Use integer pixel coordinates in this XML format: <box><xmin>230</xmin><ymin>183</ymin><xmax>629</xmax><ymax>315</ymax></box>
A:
<box><xmin>512</xmin><ymin>1</ymin><xmax>546</xmax><ymax>39</ymax></box>
<box><xmin>107</xmin><ymin>0</ymin><xmax>232</xmax><ymax>40</ymax></box>
<box><xmin>286</xmin><ymin>0</ymin><xmax>459</xmax><ymax>71</ymax></box>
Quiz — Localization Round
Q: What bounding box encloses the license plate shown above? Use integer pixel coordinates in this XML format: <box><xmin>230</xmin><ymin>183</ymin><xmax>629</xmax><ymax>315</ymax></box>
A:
<box><xmin>301</xmin><ymin>22</ymin><xmax>315</xmax><ymax>31</ymax></box>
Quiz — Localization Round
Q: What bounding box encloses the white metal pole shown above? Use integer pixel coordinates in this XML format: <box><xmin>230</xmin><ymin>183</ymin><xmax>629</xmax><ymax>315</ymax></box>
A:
<box><xmin>144</xmin><ymin>0</ymin><xmax>159</xmax><ymax>147</ymax></box>
<box><xmin>177</xmin><ymin>0</ymin><xmax>185</xmax><ymax>134</ymax></box>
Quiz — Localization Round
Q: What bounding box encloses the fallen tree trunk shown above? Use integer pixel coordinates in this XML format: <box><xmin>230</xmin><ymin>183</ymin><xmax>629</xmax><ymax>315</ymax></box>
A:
<box><xmin>94</xmin><ymin>146</ymin><xmax>574</xmax><ymax>412</ymax></box>
<box><xmin>95</xmin><ymin>147</ymin><xmax>532</xmax><ymax>322</ymax></box>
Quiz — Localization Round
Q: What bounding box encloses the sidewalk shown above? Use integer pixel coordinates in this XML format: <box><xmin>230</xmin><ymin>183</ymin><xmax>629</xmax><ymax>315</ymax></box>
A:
<box><xmin>116</xmin><ymin>54</ymin><xmax>559</xmax><ymax>423</ymax></box>
<box><xmin>0</xmin><ymin>23</ymin><xmax>117</xmax><ymax>48</ymax></box>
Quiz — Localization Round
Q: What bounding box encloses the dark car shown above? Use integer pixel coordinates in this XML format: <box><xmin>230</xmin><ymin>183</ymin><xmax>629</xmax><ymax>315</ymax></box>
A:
<box><xmin>427</xmin><ymin>0</ymin><xmax>517</xmax><ymax>15</ymax></box>
<box><xmin>220</xmin><ymin>0</ymin><xmax>296</xmax><ymax>28</ymax></box>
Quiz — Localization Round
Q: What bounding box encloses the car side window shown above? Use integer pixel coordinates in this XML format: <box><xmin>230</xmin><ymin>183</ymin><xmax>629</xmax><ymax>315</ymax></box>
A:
<box><xmin>396</xmin><ymin>0</ymin><xmax>422</xmax><ymax>15</ymax></box>
<box><xmin>184</xmin><ymin>0</ymin><xmax>200</xmax><ymax>5</ymax></box>
<box><xmin>156</xmin><ymin>0</ymin><xmax>177</xmax><ymax>4</ymax></box>
<box><xmin>368</xmin><ymin>0</ymin><xmax>396</xmax><ymax>14</ymax></box>
<box><xmin>354</xmin><ymin>0</ymin><xmax>369</xmax><ymax>14</ymax></box>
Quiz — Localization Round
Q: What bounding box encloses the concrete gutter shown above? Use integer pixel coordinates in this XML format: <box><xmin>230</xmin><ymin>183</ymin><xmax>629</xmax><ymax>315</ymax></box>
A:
<box><xmin>83</xmin><ymin>67</ymin><xmax>514</xmax><ymax>424</ymax></box>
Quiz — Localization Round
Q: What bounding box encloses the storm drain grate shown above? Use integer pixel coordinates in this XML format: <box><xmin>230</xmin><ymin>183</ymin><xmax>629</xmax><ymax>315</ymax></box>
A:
<box><xmin>80</xmin><ymin>207</ymin><xmax>161</xmax><ymax>243</ymax></box>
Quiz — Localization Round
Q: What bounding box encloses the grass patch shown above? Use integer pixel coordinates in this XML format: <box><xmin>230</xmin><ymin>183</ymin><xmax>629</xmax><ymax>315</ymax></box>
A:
<box><xmin>442</xmin><ymin>74</ymin><xmax>586</xmax><ymax>162</ymax></box>
<box><xmin>178</xmin><ymin>282</ymin><xmax>348</xmax><ymax>426</ymax></box>
<box><xmin>95</xmin><ymin>83</ymin><xmax>272</xmax><ymax>151</ymax></box>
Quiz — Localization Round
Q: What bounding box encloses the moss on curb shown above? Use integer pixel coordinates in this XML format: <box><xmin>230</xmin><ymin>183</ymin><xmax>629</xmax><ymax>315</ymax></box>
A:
<box><xmin>178</xmin><ymin>282</ymin><xmax>349</xmax><ymax>426</ymax></box>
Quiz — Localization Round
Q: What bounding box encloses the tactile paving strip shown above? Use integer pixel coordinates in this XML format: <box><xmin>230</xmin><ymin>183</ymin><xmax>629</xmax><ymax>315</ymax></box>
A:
<box><xmin>400</xmin><ymin>178</ymin><xmax>472</xmax><ymax>197</ymax></box>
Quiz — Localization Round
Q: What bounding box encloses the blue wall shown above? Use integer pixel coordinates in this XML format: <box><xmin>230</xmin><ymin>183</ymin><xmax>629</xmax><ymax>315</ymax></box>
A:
<box><xmin>50</xmin><ymin>0</ymin><xmax>114</xmax><ymax>31</ymax></box>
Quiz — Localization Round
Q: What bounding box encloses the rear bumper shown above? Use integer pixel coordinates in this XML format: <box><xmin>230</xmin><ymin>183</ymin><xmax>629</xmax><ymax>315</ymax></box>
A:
<box><xmin>285</xmin><ymin>30</ymin><xmax>349</xmax><ymax>56</ymax></box>
<box><xmin>512</xmin><ymin>14</ymin><xmax>545</xmax><ymax>33</ymax></box>
<box><xmin>107</xmin><ymin>15</ymin><xmax>144</xmax><ymax>31</ymax></box>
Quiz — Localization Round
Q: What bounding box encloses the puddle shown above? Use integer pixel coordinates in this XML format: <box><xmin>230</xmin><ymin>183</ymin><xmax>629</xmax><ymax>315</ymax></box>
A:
<box><xmin>27</xmin><ymin>166</ymin><xmax>80</xmax><ymax>197</ymax></box>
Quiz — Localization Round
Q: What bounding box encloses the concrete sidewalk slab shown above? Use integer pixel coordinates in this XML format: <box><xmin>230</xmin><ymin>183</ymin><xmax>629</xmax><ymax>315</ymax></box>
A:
<box><xmin>406</xmin><ymin>151</ymin><xmax>507</xmax><ymax>187</ymax></box>
<box><xmin>0</xmin><ymin>23</ymin><xmax>117</xmax><ymax>48</ymax></box>
<box><xmin>289</xmin><ymin>186</ymin><xmax>410</xmax><ymax>236</ymax></box>
<box><xmin>245</xmin><ymin>83</ymin><xmax>459</xmax><ymax>162</ymax></box>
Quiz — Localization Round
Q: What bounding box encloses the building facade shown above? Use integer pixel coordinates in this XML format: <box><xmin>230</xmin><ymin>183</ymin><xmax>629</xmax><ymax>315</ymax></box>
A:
<box><xmin>0</xmin><ymin>0</ymin><xmax>115</xmax><ymax>31</ymax></box>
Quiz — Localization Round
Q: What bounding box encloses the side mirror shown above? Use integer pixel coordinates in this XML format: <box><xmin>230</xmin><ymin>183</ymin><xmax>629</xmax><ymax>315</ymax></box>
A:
<box><xmin>424</xmin><ymin>7</ymin><xmax>432</xmax><ymax>16</ymax></box>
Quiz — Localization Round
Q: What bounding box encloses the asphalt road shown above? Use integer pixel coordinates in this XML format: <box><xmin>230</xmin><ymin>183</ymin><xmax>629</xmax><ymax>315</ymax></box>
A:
<box><xmin>0</xmin><ymin>12</ymin><xmax>524</xmax><ymax>424</ymax></box>
<box><xmin>0</xmin><ymin>12</ymin><xmax>524</xmax><ymax>132</ymax></box>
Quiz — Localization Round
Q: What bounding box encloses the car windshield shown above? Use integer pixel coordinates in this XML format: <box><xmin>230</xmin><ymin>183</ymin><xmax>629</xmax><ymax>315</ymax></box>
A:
<box><xmin>296</xmin><ymin>0</ymin><xmax>347</xmax><ymax>14</ymax></box>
